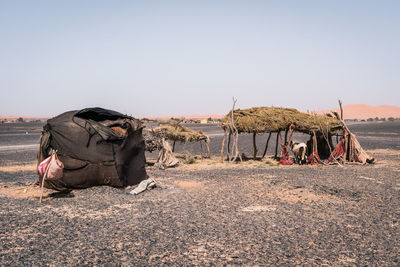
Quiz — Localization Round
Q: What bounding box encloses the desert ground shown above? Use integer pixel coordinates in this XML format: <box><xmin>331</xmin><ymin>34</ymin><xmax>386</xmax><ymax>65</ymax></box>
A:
<box><xmin>0</xmin><ymin>121</ymin><xmax>399</xmax><ymax>265</ymax></box>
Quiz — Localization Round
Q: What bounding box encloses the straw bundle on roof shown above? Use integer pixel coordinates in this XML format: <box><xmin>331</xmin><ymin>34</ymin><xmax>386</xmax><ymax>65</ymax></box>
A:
<box><xmin>152</xmin><ymin>124</ymin><xmax>209</xmax><ymax>143</ymax></box>
<box><xmin>221</xmin><ymin>107</ymin><xmax>343</xmax><ymax>135</ymax></box>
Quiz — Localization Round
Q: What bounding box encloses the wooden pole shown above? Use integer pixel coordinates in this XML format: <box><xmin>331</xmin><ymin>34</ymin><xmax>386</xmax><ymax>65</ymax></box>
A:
<box><xmin>235</xmin><ymin>133</ymin><xmax>243</xmax><ymax>162</ymax></box>
<box><xmin>262</xmin><ymin>132</ymin><xmax>272</xmax><ymax>158</ymax></box>
<box><xmin>274</xmin><ymin>131</ymin><xmax>280</xmax><ymax>158</ymax></box>
<box><xmin>40</xmin><ymin>163</ymin><xmax>51</xmax><ymax>203</ymax></box>
<box><xmin>220</xmin><ymin>130</ymin><xmax>227</xmax><ymax>162</ymax></box>
<box><xmin>284</xmin><ymin>127</ymin><xmax>289</xmax><ymax>145</ymax></box>
<box><xmin>338</xmin><ymin>99</ymin><xmax>343</xmax><ymax>120</ymax></box>
<box><xmin>229</xmin><ymin>97</ymin><xmax>241</xmax><ymax>162</ymax></box>
<box><xmin>328</xmin><ymin>134</ymin><xmax>334</xmax><ymax>151</ymax></box>
<box><xmin>205</xmin><ymin>141</ymin><xmax>211</xmax><ymax>158</ymax></box>
<box><xmin>343</xmin><ymin>133</ymin><xmax>348</xmax><ymax>161</ymax></box>
<box><xmin>253</xmin><ymin>132</ymin><xmax>258</xmax><ymax>159</ymax></box>
<box><xmin>227</xmin><ymin>132</ymin><xmax>232</xmax><ymax>155</ymax></box>
<box><xmin>199</xmin><ymin>140</ymin><xmax>204</xmax><ymax>158</ymax></box>
<box><xmin>172</xmin><ymin>141</ymin><xmax>176</xmax><ymax>152</ymax></box>
<box><xmin>313</xmin><ymin>132</ymin><xmax>317</xmax><ymax>154</ymax></box>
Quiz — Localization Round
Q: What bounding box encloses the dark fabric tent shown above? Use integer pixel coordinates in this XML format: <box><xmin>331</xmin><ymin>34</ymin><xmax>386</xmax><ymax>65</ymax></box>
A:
<box><xmin>38</xmin><ymin>107</ymin><xmax>148</xmax><ymax>191</ymax></box>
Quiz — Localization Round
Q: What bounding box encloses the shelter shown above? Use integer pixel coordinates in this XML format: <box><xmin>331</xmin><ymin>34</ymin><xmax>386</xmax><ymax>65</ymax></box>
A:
<box><xmin>141</xmin><ymin>121</ymin><xmax>210</xmax><ymax>169</ymax></box>
<box><xmin>220</xmin><ymin>106</ymin><xmax>373</xmax><ymax>164</ymax></box>
<box><xmin>142</xmin><ymin>128</ymin><xmax>180</xmax><ymax>169</ymax></box>
<box><xmin>151</xmin><ymin>121</ymin><xmax>211</xmax><ymax>158</ymax></box>
<box><xmin>221</xmin><ymin>107</ymin><xmax>343</xmax><ymax>135</ymax></box>
<box><xmin>37</xmin><ymin>107</ymin><xmax>148</xmax><ymax>191</ymax></box>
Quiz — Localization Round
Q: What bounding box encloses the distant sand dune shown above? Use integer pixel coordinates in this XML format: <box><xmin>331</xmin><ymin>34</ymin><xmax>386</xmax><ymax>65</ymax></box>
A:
<box><xmin>315</xmin><ymin>104</ymin><xmax>400</xmax><ymax>119</ymax></box>
<box><xmin>2</xmin><ymin>104</ymin><xmax>399</xmax><ymax>121</ymax></box>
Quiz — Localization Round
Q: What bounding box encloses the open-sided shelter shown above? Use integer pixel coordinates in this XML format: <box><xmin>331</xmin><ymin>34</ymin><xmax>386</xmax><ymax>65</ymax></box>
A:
<box><xmin>151</xmin><ymin>121</ymin><xmax>211</xmax><ymax>158</ymax></box>
<box><xmin>221</xmin><ymin>107</ymin><xmax>343</xmax><ymax>135</ymax></box>
<box><xmin>37</xmin><ymin>107</ymin><xmax>148</xmax><ymax>191</ymax></box>
<box><xmin>221</xmin><ymin>106</ymin><xmax>373</xmax><ymax>164</ymax></box>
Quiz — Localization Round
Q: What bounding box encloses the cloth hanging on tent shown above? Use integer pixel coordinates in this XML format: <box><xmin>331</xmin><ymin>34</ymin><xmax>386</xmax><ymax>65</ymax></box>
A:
<box><xmin>307</xmin><ymin>132</ymin><xmax>324</xmax><ymax>165</ymax></box>
<box><xmin>326</xmin><ymin>132</ymin><xmax>346</xmax><ymax>164</ymax></box>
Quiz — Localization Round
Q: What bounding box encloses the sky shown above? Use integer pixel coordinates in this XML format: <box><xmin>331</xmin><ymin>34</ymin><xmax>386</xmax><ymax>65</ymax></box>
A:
<box><xmin>0</xmin><ymin>0</ymin><xmax>399</xmax><ymax>117</ymax></box>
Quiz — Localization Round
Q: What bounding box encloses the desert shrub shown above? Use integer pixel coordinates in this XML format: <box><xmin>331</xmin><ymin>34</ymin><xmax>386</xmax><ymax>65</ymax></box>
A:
<box><xmin>264</xmin><ymin>157</ymin><xmax>279</xmax><ymax>166</ymax></box>
<box><xmin>183</xmin><ymin>153</ymin><xmax>196</xmax><ymax>164</ymax></box>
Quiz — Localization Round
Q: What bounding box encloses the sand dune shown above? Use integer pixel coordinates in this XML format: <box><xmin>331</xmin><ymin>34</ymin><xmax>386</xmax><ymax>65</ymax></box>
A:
<box><xmin>2</xmin><ymin>104</ymin><xmax>399</xmax><ymax>121</ymax></box>
<box><xmin>316</xmin><ymin>104</ymin><xmax>400</xmax><ymax>119</ymax></box>
<box><xmin>152</xmin><ymin>104</ymin><xmax>400</xmax><ymax>120</ymax></box>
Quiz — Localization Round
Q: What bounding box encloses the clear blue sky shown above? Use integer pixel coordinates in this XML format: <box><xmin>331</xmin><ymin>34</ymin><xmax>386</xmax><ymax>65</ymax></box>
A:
<box><xmin>1</xmin><ymin>0</ymin><xmax>399</xmax><ymax>117</ymax></box>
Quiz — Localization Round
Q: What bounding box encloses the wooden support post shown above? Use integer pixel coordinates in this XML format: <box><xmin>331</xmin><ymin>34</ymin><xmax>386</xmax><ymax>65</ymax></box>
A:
<box><xmin>253</xmin><ymin>132</ymin><xmax>258</xmax><ymax>159</ymax></box>
<box><xmin>220</xmin><ymin>130</ymin><xmax>227</xmax><ymax>162</ymax></box>
<box><xmin>274</xmin><ymin>131</ymin><xmax>280</xmax><ymax>158</ymax></box>
<box><xmin>343</xmin><ymin>133</ymin><xmax>348</xmax><ymax>161</ymax></box>
<box><xmin>199</xmin><ymin>140</ymin><xmax>204</xmax><ymax>158</ymax></box>
<box><xmin>40</xmin><ymin>164</ymin><xmax>51</xmax><ymax>203</ymax></box>
<box><xmin>328</xmin><ymin>134</ymin><xmax>334</xmax><ymax>151</ymax></box>
<box><xmin>284</xmin><ymin>128</ymin><xmax>289</xmax><ymax>145</ymax></box>
<box><xmin>227</xmin><ymin>132</ymin><xmax>232</xmax><ymax>155</ymax></box>
<box><xmin>172</xmin><ymin>141</ymin><xmax>176</xmax><ymax>152</ymax></box>
<box><xmin>338</xmin><ymin>99</ymin><xmax>343</xmax><ymax>120</ymax></box>
<box><xmin>348</xmin><ymin>135</ymin><xmax>353</xmax><ymax>162</ymax></box>
<box><xmin>262</xmin><ymin>132</ymin><xmax>272</xmax><ymax>158</ymax></box>
<box><xmin>205</xmin><ymin>141</ymin><xmax>211</xmax><ymax>158</ymax></box>
<box><xmin>312</xmin><ymin>132</ymin><xmax>317</xmax><ymax>154</ymax></box>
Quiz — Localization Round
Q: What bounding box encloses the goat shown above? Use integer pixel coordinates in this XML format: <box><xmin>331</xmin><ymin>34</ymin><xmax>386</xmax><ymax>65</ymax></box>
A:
<box><xmin>290</xmin><ymin>141</ymin><xmax>308</xmax><ymax>165</ymax></box>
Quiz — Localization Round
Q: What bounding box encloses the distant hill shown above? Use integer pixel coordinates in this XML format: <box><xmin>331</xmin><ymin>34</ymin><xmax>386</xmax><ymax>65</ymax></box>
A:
<box><xmin>315</xmin><ymin>104</ymin><xmax>400</xmax><ymax>120</ymax></box>
<box><xmin>0</xmin><ymin>115</ymin><xmax>49</xmax><ymax>122</ymax></box>
<box><xmin>143</xmin><ymin>114</ymin><xmax>225</xmax><ymax>121</ymax></box>
<box><xmin>2</xmin><ymin>104</ymin><xmax>399</xmax><ymax>122</ymax></box>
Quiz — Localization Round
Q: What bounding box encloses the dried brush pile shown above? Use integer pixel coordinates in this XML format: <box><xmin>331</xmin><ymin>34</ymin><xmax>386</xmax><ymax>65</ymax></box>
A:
<box><xmin>221</xmin><ymin>107</ymin><xmax>343</xmax><ymax>135</ymax></box>
<box><xmin>152</xmin><ymin>123</ymin><xmax>209</xmax><ymax>143</ymax></box>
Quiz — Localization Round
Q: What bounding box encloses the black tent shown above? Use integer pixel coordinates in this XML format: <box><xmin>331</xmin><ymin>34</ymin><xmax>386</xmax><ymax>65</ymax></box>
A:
<box><xmin>38</xmin><ymin>107</ymin><xmax>148</xmax><ymax>191</ymax></box>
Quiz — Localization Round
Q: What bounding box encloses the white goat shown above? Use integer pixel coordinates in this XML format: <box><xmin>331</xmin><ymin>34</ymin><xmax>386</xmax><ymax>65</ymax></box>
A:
<box><xmin>290</xmin><ymin>141</ymin><xmax>308</xmax><ymax>165</ymax></box>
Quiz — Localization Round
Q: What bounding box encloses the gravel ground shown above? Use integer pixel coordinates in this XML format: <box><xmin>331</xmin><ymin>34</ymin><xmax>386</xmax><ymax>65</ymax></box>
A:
<box><xmin>0</xmin><ymin>121</ymin><xmax>399</xmax><ymax>265</ymax></box>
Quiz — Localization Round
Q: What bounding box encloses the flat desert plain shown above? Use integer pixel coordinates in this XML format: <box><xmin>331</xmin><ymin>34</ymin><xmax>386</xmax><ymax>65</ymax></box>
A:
<box><xmin>0</xmin><ymin>121</ymin><xmax>399</xmax><ymax>265</ymax></box>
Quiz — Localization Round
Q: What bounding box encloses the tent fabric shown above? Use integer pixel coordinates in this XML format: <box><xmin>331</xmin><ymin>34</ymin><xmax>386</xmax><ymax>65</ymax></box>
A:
<box><xmin>38</xmin><ymin>107</ymin><xmax>148</xmax><ymax>191</ymax></box>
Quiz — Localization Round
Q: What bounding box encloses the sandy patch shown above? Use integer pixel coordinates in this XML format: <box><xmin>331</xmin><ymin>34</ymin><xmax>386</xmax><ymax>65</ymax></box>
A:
<box><xmin>269</xmin><ymin>187</ymin><xmax>342</xmax><ymax>205</ymax></box>
<box><xmin>0</xmin><ymin>162</ymin><xmax>36</xmax><ymax>172</ymax></box>
<box><xmin>241</xmin><ymin>205</ymin><xmax>276</xmax><ymax>212</ymax></box>
<box><xmin>0</xmin><ymin>184</ymin><xmax>51</xmax><ymax>200</ymax></box>
<box><xmin>175</xmin><ymin>181</ymin><xmax>204</xmax><ymax>191</ymax></box>
<box><xmin>36</xmin><ymin>202</ymin><xmax>140</xmax><ymax>220</ymax></box>
<box><xmin>376</xmin><ymin>160</ymin><xmax>400</xmax><ymax>167</ymax></box>
<box><xmin>173</xmin><ymin>157</ymin><xmax>279</xmax><ymax>171</ymax></box>
<box><xmin>367</xmin><ymin>149</ymin><xmax>400</xmax><ymax>156</ymax></box>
